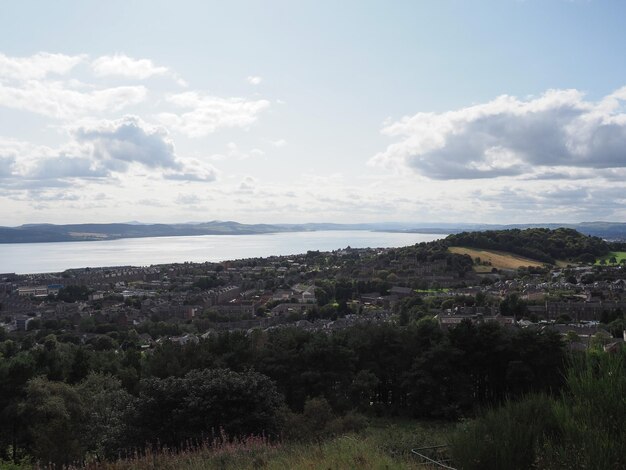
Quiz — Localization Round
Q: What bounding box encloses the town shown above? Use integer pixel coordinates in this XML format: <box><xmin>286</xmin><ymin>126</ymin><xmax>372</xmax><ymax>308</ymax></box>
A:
<box><xmin>3</xmin><ymin>229</ymin><xmax>625</xmax><ymax>353</ymax></box>
<box><xmin>1</xmin><ymin>228</ymin><xmax>626</xmax><ymax>468</ymax></box>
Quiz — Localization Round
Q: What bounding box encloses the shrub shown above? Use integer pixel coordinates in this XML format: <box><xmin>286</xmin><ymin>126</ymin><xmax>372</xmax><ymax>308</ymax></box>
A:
<box><xmin>449</xmin><ymin>394</ymin><xmax>558</xmax><ymax>470</ymax></box>
<box><xmin>537</xmin><ymin>351</ymin><xmax>626</xmax><ymax>469</ymax></box>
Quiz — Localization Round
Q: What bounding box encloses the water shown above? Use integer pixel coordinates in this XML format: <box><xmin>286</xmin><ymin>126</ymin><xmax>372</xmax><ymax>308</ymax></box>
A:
<box><xmin>0</xmin><ymin>230</ymin><xmax>446</xmax><ymax>274</ymax></box>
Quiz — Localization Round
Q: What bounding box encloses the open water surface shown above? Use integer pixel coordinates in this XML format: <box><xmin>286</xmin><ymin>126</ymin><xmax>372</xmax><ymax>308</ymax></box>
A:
<box><xmin>0</xmin><ymin>230</ymin><xmax>446</xmax><ymax>274</ymax></box>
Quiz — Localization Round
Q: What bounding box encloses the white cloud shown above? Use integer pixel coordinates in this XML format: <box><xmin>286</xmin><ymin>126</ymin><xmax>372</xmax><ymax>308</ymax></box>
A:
<box><xmin>372</xmin><ymin>87</ymin><xmax>626</xmax><ymax>179</ymax></box>
<box><xmin>28</xmin><ymin>156</ymin><xmax>109</xmax><ymax>179</ymax></box>
<box><xmin>0</xmin><ymin>52</ymin><xmax>85</xmax><ymax>80</ymax></box>
<box><xmin>175</xmin><ymin>193</ymin><xmax>202</xmax><ymax>205</ymax></box>
<box><xmin>91</xmin><ymin>54</ymin><xmax>184</xmax><ymax>84</ymax></box>
<box><xmin>157</xmin><ymin>91</ymin><xmax>270</xmax><ymax>137</ymax></box>
<box><xmin>0</xmin><ymin>80</ymin><xmax>147</xmax><ymax>119</ymax></box>
<box><xmin>221</xmin><ymin>142</ymin><xmax>265</xmax><ymax>160</ymax></box>
<box><xmin>0</xmin><ymin>115</ymin><xmax>222</xmax><ymax>189</ymax></box>
<box><xmin>75</xmin><ymin>115</ymin><xmax>181</xmax><ymax>170</ymax></box>
<box><xmin>164</xmin><ymin>158</ymin><xmax>219</xmax><ymax>182</ymax></box>
<box><xmin>238</xmin><ymin>175</ymin><xmax>256</xmax><ymax>192</ymax></box>
<box><xmin>0</xmin><ymin>155</ymin><xmax>15</xmax><ymax>177</ymax></box>
<box><xmin>270</xmin><ymin>139</ymin><xmax>287</xmax><ymax>148</ymax></box>
<box><xmin>247</xmin><ymin>75</ymin><xmax>262</xmax><ymax>85</ymax></box>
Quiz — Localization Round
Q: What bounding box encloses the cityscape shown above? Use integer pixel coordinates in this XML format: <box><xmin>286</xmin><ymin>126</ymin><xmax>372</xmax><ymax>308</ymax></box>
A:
<box><xmin>2</xmin><ymin>1</ymin><xmax>626</xmax><ymax>468</ymax></box>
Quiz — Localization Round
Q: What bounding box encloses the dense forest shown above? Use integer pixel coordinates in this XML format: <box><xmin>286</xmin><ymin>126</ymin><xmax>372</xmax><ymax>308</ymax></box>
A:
<box><xmin>0</xmin><ymin>321</ymin><xmax>565</xmax><ymax>466</ymax></box>
<box><xmin>445</xmin><ymin>227</ymin><xmax>610</xmax><ymax>264</ymax></box>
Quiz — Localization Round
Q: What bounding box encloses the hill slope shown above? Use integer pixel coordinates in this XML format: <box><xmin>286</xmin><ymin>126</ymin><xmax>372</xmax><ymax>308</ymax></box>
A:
<box><xmin>448</xmin><ymin>246</ymin><xmax>546</xmax><ymax>271</ymax></box>
<box><xmin>445</xmin><ymin>228</ymin><xmax>609</xmax><ymax>264</ymax></box>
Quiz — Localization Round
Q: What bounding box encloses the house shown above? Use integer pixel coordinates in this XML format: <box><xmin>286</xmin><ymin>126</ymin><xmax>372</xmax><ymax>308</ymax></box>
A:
<box><xmin>389</xmin><ymin>286</ymin><xmax>414</xmax><ymax>298</ymax></box>
<box><xmin>435</xmin><ymin>312</ymin><xmax>514</xmax><ymax>329</ymax></box>
<box><xmin>271</xmin><ymin>303</ymin><xmax>311</xmax><ymax>316</ymax></box>
<box><xmin>17</xmin><ymin>286</ymin><xmax>48</xmax><ymax>297</ymax></box>
<box><xmin>15</xmin><ymin>315</ymin><xmax>34</xmax><ymax>331</ymax></box>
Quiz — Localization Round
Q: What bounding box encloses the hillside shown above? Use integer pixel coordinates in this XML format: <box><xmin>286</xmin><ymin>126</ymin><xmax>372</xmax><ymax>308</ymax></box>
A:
<box><xmin>0</xmin><ymin>221</ymin><xmax>296</xmax><ymax>243</ymax></box>
<box><xmin>445</xmin><ymin>228</ymin><xmax>609</xmax><ymax>264</ymax></box>
<box><xmin>448</xmin><ymin>246</ymin><xmax>546</xmax><ymax>271</ymax></box>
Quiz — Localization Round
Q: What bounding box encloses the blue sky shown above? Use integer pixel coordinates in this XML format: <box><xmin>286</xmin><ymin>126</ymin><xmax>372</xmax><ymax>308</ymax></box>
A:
<box><xmin>1</xmin><ymin>0</ymin><xmax>626</xmax><ymax>225</ymax></box>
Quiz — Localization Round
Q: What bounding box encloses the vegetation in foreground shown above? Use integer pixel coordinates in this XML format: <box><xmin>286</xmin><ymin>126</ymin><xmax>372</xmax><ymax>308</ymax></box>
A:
<box><xmin>0</xmin><ymin>321</ymin><xmax>566</xmax><ymax>467</ymax></box>
<box><xmin>450</xmin><ymin>349</ymin><xmax>626</xmax><ymax>470</ymax></box>
<box><xmin>0</xmin><ymin>420</ymin><xmax>450</xmax><ymax>470</ymax></box>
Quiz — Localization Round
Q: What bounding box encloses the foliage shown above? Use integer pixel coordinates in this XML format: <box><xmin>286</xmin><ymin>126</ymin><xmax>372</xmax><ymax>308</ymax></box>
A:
<box><xmin>56</xmin><ymin>285</ymin><xmax>90</xmax><ymax>303</ymax></box>
<box><xmin>192</xmin><ymin>276</ymin><xmax>225</xmax><ymax>290</ymax></box>
<box><xmin>446</xmin><ymin>228</ymin><xmax>609</xmax><ymax>264</ymax></box>
<box><xmin>73</xmin><ymin>419</ymin><xmax>447</xmax><ymax>470</ymax></box>
<box><xmin>499</xmin><ymin>293</ymin><xmax>528</xmax><ymax>319</ymax></box>
<box><xmin>449</xmin><ymin>395</ymin><xmax>558</xmax><ymax>470</ymax></box>
<box><xmin>18</xmin><ymin>377</ymin><xmax>87</xmax><ymax>466</ymax></box>
<box><xmin>450</xmin><ymin>349</ymin><xmax>626</xmax><ymax>470</ymax></box>
<box><xmin>0</xmin><ymin>321</ymin><xmax>567</xmax><ymax>465</ymax></box>
<box><xmin>130</xmin><ymin>368</ymin><xmax>285</xmax><ymax>448</ymax></box>
<box><xmin>538</xmin><ymin>351</ymin><xmax>626</xmax><ymax>469</ymax></box>
<box><xmin>594</xmin><ymin>250</ymin><xmax>626</xmax><ymax>266</ymax></box>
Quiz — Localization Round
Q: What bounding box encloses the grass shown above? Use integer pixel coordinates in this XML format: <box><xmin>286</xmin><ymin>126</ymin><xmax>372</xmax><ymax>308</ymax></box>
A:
<box><xmin>595</xmin><ymin>251</ymin><xmax>626</xmax><ymax>265</ymax></box>
<box><xmin>76</xmin><ymin>420</ymin><xmax>451</xmax><ymax>470</ymax></box>
<box><xmin>448</xmin><ymin>246</ymin><xmax>546</xmax><ymax>271</ymax></box>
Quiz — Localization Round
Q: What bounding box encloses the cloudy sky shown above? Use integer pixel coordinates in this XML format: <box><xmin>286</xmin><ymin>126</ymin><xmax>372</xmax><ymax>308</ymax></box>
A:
<box><xmin>2</xmin><ymin>0</ymin><xmax>626</xmax><ymax>226</ymax></box>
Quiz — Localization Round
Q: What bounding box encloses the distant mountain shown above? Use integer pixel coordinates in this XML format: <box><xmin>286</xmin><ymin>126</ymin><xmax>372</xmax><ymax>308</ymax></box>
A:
<box><xmin>1</xmin><ymin>220</ymin><xmax>625</xmax><ymax>244</ymax></box>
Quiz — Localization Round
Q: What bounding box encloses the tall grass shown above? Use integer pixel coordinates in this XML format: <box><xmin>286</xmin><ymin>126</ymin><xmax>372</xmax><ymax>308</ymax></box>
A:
<box><xmin>538</xmin><ymin>351</ymin><xmax>626</xmax><ymax>469</ymax></box>
<box><xmin>450</xmin><ymin>349</ymin><xmax>626</xmax><ymax>470</ymax></box>
<box><xmin>449</xmin><ymin>395</ymin><xmax>558</xmax><ymax>470</ymax></box>
<box><xmin>50</xmin><ymin>420</ymin><xmax>448</xmax><ymax>469</ymax></box>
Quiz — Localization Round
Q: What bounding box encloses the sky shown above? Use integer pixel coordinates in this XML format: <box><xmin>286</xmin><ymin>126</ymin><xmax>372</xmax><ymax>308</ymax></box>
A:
<box><xmin>1</xmin><ymin>0</ymin><xmax>626</xmax><ymax>226</ymax></box>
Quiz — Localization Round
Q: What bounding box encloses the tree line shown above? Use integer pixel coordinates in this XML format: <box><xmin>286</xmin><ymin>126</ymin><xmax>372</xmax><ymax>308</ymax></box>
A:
<box><xmin>0</xmin><ymin>320</ymin><xmax>566</xmax><ymax>466</ymax></box>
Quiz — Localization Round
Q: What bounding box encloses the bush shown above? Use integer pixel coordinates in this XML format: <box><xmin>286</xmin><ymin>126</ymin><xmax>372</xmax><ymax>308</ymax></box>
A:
<box><xmin>451</xmin><ymin>351</ymin><xmax>626</xmax><ymax>470</ymax></box>
<box><xmin>280</xmin><ymin>397</ymin><xmax>368</xmax><ymax>442</ymax></box>
<box><xmin>538</xmin><ymin>351</ymin><xmax>626</xmax><ymax>469</ymax></box>
<box><xmin>449</xmin><ymin>394</ymin><xmax>558</xmax><ymax>470</ymax></box>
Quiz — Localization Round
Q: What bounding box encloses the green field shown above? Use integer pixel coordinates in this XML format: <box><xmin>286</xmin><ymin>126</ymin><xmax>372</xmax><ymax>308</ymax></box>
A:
<box><xmin>595</xmin><ymin>251</ymin><xmax>626</xmax><ymax>265</ymax></box>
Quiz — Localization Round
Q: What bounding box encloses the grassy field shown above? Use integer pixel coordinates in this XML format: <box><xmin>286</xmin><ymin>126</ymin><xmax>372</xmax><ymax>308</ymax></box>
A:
<box><xmin>414</xmin><ymin>288</ymin><xmax>451</xmax><ymax>294</ymax></box>
<box><xmin>595</xmin><ymin>251</ymin><xmax>626</xmax><ymax>265</ymax></box>
<box><xmin>449</xmin><ymin>246</ymin><xmax>545</xmax><ymax>272</ymax></box>
<box><xmin>81</xmin><ymin>420</ymin><xmax>452</xmax><ymax>470</ymax></box>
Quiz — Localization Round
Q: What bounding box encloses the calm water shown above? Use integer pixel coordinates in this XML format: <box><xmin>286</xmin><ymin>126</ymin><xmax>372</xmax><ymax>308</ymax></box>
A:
<box><xmin>0</xmin><ymin>231</ymin><xmax>446</xmax><ymax>274</ymax></box>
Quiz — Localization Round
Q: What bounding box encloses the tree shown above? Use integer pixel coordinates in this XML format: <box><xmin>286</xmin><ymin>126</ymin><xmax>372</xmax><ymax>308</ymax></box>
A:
<box><xmin>500</xmin><ymin>293</ymin><xmax>527</xmax><ymax>320</ymax></box>
<box><xmin>19</xmin><ymin>378</ymin><xmax>86</xmax><ymax>466</ymax></box>
<box><xmin>57</xmin><ymin>285</ymin><xmax>90</xmax><ymax>303</ymax></box>
<box><xmin>132</xmin><ymin>368</ymin><xmax>284</xmax><ymax>447</ymax></box>
<box><xmin>350</xmin><ymin>370</ymin><xmax>380</xmax><ymax>411</ymax></box>
<box><xmin>68</xmin><ymin>347</ymin><xmax>91</xmax><ymax>384</ymax></box>
<box><xmin>77</xmin><ymin>373</ymin><xmax>134</xmax><ymax>460</ymax></box>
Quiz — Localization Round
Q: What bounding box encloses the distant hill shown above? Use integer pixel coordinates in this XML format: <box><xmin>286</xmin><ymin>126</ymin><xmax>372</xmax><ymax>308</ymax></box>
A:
<box><xmin>1</xmin><ymin>220</ymin><xmax>626</xmax><ymax>244</ymax></box>
<box><xmin>396</xmin><ymin>222</ymin><xmax>626</xmax><ymax>240</ymax></box>
<box><xmin>445</xmin><ymin>227</ymin><xmax>610</xmax><ymax>264</ymax></box>
<box><xmin>0</xmin><ymin>221</ymin><xmax>297</xmax><ymax>243</ymax></box>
